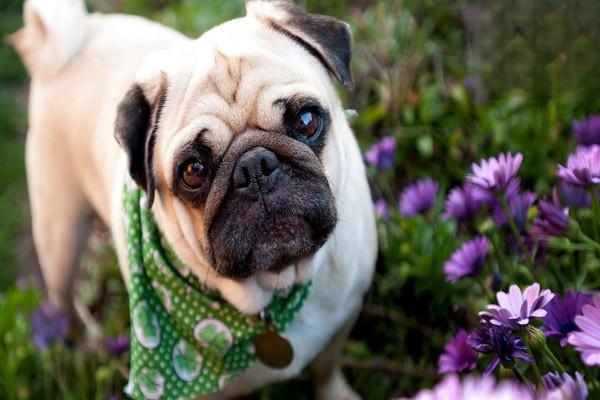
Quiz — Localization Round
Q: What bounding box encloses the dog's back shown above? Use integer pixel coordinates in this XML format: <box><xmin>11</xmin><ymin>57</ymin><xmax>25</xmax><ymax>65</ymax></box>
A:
<box><xmin>9</xmin><ymin>0</ymin><xmax>190</xmax><ymax>309</ymax></box>
<box><xmin>11</xmin><ymin>0</ymin><xmax>188</xmax><ymax>222</ymax></box>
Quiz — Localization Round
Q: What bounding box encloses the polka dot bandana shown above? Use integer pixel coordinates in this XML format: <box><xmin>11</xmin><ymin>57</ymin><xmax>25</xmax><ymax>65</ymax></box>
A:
<box><xmin>122</xmin><ymin>179</ymin><xmax>310</xmax><ymax>399</ymax></box>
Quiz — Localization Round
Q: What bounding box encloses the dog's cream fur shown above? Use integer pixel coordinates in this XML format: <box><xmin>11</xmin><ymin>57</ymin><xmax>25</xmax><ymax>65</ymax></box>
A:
<box><xmin>11</xmin><ymin>0</ymin><xmax>377</xmax><ymax>398</ymax></box>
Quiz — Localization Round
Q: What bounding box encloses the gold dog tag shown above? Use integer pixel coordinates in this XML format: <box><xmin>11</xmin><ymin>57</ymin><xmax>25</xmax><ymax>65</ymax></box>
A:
<box><xmin>254</xmin><ymin>330</ymin><xmax>294</xmax><ymax>369</ymax></box>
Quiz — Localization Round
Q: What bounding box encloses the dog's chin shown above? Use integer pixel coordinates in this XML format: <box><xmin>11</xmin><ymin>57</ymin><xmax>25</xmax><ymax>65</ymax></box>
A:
<box><xmin>212</xmin><ymin>215</ymin><xmax>327</xmax><ymax>281</ymax></box>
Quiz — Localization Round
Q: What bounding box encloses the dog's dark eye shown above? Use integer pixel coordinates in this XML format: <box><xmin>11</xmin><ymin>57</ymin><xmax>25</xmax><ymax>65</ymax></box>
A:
<box><xmin>181</xmin><ymin>159</ymin><xmax>207</xmax><ymax>189</ymax></box>
<box><xmin>295</xmin><ymin>108</ymin><xmax>322</xmax><ymax>140</ymax></box>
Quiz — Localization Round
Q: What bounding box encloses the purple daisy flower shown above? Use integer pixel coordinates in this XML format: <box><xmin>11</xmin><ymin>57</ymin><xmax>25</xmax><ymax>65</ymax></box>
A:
<box><xmin>480</xmin><ymin>283</ymin><xmax>554</xmax><ymax>330</ymax></box>
<box><xmin>438</xmin><ymin>330</ymin><xmax>478</xmax><ymax>374</ymax></box>
<box><xmin>443</xmin><ymin>184</ymin><xmax>492</xmax><ymax>221</ymax></box>
<box><xmin>467</xmin><ymin>323</ymin><xmax>534</xmax><ymax>375</ymax></box>
<box><xmin>557</xmin><ymin>181</ymin><xmax>591</xmax><ymax>208</ymax></box>
<box><xmin>399</xmin><ymin>178</ymin><xmax>439</xmax><ymax>217</ymax></box>
<box><xmin>467</xmin><ymin>152</ymin><xmax>523</xmax><ymax>193</ymax></box>
<box><xmin>568</xmin><ymin>294</ymin><xmax>600</xmax><ymax>365</ymax></box>
<box><xmin>541</xmin><ymin>372</ymin><xmax>588</xmax><ymax>400</ymax></box>
<box><xmin>543</xmin><ymin>291</ymin><xmax>593</xmax><ymax>346</ymax></box>
<box><xmin>364</xmin><ymin>136</ymin><xmax>396</xmax><ymax>171</ymax></box>
<box><xmin>573</xmin><ymin>115</ymin><xmax>600</xmax><ymax>146</ymax></box>
<box><xmin>443</xmin><ymin>236</ymin><xmax>489</xmax><ymax>282</ymax></box>
<box><xmin>530</xmin><ymin>198</ymin><xmax>570</xmax><ymax>240</ymax></box>
<box><xmin>401</xmin><ymin>374</ymin><xmax>533</xmax><ymax>400</ymax></box>
<box><xmin>373</xmin><ymin>198</ymin><xmax>390</xmax><ymax>220</ymax></box>
<box><xmin>29</xmin><ymin>301</ymin><xmax>70</xmax><ymax>351</ymax></box>
<box><xmin>492</xmin><ymin>189</ymin><xmax>536</xmax><ymax>230</ymax></box>
<box><xmin>105</xmin><ymin>335</ymin><xmax>131</xmax><ymax>358</ymax></box>
<box><xmin>557</xmin><ymin>145</ymin><xmax>600</xmax><ymax>187</ymax></box>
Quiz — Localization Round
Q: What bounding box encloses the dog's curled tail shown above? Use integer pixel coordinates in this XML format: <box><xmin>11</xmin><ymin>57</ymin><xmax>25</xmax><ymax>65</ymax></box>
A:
<box><xmin>8</xmin><ymin>0</ymin><xmax>87</xmax><ymax>78</ymax></box>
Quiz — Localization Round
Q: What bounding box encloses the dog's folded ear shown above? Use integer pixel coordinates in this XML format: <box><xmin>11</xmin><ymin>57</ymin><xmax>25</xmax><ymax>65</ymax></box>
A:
<box><xmin>114</xmin><ymin>73</ymin><xmax>167</xmax><ymax>208</ymax></box>
<box><xmin>247</xmin><ymin>1</ymin><xmax>353</xmax><ymax>87</ymax></box>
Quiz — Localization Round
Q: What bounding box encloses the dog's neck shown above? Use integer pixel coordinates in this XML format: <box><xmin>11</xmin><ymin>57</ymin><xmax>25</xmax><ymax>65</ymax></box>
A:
<box><xmin>150</xmin><ymin>193</ymin><xmax>282</xmax><ymax>314</ymax></box>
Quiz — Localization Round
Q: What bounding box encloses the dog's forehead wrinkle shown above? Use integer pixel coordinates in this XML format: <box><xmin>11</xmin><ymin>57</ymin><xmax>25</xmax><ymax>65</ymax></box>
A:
<box><xmin>210</xmin><ymin>50</ymin><xmax>243</xmax><ymax>105</ymax></box>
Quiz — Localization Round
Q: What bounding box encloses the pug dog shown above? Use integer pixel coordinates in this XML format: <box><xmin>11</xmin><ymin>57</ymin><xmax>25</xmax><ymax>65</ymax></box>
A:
<box><xmin>10</xmin><ymin>0</ymin><xmax>377</xmax><ymax>398</ymax></box>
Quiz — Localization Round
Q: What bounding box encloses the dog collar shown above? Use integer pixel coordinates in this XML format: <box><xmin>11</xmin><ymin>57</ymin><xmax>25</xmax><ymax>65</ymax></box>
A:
<box><xmin>122</xmin><ymin>179</ymin><xmax>310</xmax><ymax>399</ymax></box>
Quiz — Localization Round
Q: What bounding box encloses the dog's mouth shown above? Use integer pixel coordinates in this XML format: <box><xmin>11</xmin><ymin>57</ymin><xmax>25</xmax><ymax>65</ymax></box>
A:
<box><xmin>208</xmin><ymin>175</ymin><xmax>336</xmax><ymax>279</ymax></box>
<box><xmin>202</xmin><ymin>130</ymin><xmax>337</xmax><ymax>281</ymax></box>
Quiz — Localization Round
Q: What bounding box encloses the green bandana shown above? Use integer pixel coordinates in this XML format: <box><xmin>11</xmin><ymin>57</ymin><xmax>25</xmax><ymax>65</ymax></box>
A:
<box><xmin>122</xmin><ymin>179</ymin><xmax>310</xmax><ymax>399</ymax></box>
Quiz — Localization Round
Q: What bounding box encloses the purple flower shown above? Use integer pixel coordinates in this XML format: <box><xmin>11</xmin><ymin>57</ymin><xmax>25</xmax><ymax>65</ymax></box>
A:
<box><xmin>467</xmin><ymin>152</ymin><xmax>523</xmax><ymax>193</ymax></box>
<box><xmin>364</xmin><ymin>136</ymin><xmax>396</xmax><ymax>171</ymax></box>
<box><xmin>105</xmin><ymin>335</ymin><xmax>131</xmax><ymax>358</ymax></box>
<box><xmin>481</xmin><ymin>283</ymin><xmax>554</xmax><ymax>330</ymax></box>
<box><xmin>373</xmin><ymin>198</ymin><xmax>390</xmax><ymax>220</ymax></box>
<box><xmin>568</xmin><ymin>294</ymin><xmax>600</xmax><ymax>365</ymax></box>
<box><xmin>573</xmin><ymin>115</ymin><xmax>600</xmax><ymax>146</ymax></box>
<box><xmin>530</xmin><ymin>198</ymin><xmax>570</xmax><ymax>240</ymax></box>
<box><xmin>543</xmin><ymin>291</ymin><xmax>593</xmax><ymax>346</ymax></box>
<box><xmin>557</xmin><ymin>145</ymin><xmax>600</xmax><ymax>187</ymax></box>
<box><xmin>29</xmin><ymin>301</ymin><xmax>70</xmax><ymax>350</ymax></box>
<box><xmin>541</xmin><ymin>372</ymin><xmax>588</xmax><ymax>400</ymax></box>
<box><xmin>443</xmin><ymin>184</ymin><xmax>492</xmax><ymax>221</ymax></box>
<box><xmin>399</xmin><ymin>178</ymin><xmax>439</xmax><ymax>217</ymax></box>
<box><xmin>557</xmin><ymin>181</ymin><xmax>591</xmax><ymax>208</ymax></box>
<box><xmin>401</xmin><ymin>374</ymin><xmax>533</xmax><ymax>400</ymax></box>
<box><xmin>443</xmin><ymin>236</ymin><xmax>489</xmax><ymax>282</ymax></box>
<box><xmin>467</xmin><ymin>323</ymin><xmax>533</xmax><ymax>374</ymax></box>
<box><xmin>438</xmin><ymin>330</ymin><xmax>477</xmax><ymax>374</ymax></box>
<box><xmin>492</xmin><ymin>189</ymin><xmax>536</xmax><ymax>230</ymax></box>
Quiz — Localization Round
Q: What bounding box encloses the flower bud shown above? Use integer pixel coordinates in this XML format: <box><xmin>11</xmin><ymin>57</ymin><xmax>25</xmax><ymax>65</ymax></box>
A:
<box><xmin>524</xmin><ymin>325</ymin><xmax>546</xmax><ymax>351</ymax></box>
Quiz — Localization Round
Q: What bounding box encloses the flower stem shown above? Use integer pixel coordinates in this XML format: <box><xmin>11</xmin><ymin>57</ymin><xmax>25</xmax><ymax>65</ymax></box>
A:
<box><xmin>498</xmin><ymin>193</ymin><xmax>533</xmax><ymax>267</ymax></box>
<box><xmin>548</xmin><ymin>237</ymin><xmax>599</xmax><ymax>252</ymax></box>
<box><xmin>489</xmin><ymin>232</ymin><xmax>511</xmax><ymax>274</ymax></box>
<box><xmin>477</xmin><ymin>277</ymin><xmax>493</xmax><ymax>301</ymax></box>
<box><xmin>589</xmin><ymin>189</ymin><xmax>600</xmax><ymax>254</ymax></box>
<box><xmin>530</xmin><ymin>360</ymin><xmax>543</xmax><ymax>386</ymax></box>
<box><xmin>577</xmin><ymin>231</ymin><xmax>600</xmax><ymax>251</ymax></box>
<box><xmin>543</xmin><ymin>344</ymin><xmax>566</xmax><ymax>374</ymax></box>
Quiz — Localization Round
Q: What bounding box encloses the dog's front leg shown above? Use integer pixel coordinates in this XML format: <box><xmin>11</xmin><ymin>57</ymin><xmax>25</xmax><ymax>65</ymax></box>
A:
<box><xmin>310</xmin><ymin>306</ymin><xmax>362</xmax><ymax>400</ymax></box>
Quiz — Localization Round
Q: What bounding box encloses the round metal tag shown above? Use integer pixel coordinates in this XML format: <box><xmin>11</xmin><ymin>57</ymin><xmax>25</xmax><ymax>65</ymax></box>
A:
<box><xmin>254</xmin><ymin>331</ymin><xmax>294</xmax><ymax>369</ymax></box>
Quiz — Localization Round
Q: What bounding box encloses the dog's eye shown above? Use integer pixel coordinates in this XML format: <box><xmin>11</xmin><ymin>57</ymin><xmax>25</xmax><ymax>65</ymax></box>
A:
<box><xmin>295</xmin><ymin>108</ymin><xmax>322</xmax><ymax>140</ymax></box>
<box><xmin>181</xmin><ymin>160</ymin><xmax>207</xmax><ymax>189</ymax></box>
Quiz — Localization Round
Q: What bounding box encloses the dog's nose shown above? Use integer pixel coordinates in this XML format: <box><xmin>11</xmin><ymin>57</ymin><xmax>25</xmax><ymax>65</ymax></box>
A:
<box><xmin>233</xmin><ymin>147</ymin><xmax>281</xmax><ymax>195</ymax></box>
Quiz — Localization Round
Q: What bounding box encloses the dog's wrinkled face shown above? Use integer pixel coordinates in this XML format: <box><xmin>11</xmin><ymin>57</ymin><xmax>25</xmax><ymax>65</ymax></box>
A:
<box><xmin>115</xmin><ymin>1</ymin><xmax>351</xmax><ymax>283</ymax></box>
<box><xmin>205</xmin><ymin>127</ymin><xmax>337</xmax><ymax>279</ymax></box>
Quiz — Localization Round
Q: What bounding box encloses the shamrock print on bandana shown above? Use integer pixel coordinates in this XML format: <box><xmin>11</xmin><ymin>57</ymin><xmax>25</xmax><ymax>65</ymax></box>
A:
<box><xmin>194</xmin><ymin>318</ymin><xmax>233</xmax><ymax>356</ymax></box>
<box><xmin>133</xmin><ymin>301</ymin><xmax>160</xmax><ymax>349</ymax></box>
<box><xmin>137</xmin><ymin>367</ymin><xmax>165</xmax><ymax>400</ymax></box>
<box><xmin>172</xmin><ymin>340</ymin><xmax>203</xmax><ymax>382</ymax></box>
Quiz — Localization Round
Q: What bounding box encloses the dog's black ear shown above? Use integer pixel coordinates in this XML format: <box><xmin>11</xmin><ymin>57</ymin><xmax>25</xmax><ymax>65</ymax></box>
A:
<box><xmin>247</xmin><ymin>1</ymin><xmax>353</xmax><ymax>87</ymax></box>
<box><xmin>114</xmin><ymin>81</ymin><xmax>165</xmax><ymax>208</ymax></box>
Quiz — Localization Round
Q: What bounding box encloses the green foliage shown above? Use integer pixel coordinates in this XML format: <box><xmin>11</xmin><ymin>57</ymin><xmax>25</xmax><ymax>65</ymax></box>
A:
<box><xmin>0</xmin><ymin>0</ymin><xmax>28</xmax><ymax>289</ymax></box>
<box><xmin>0</xmin><ymin>245</ymin><xmax>130</xmax><ymax>400</ymax></box>
<box><xmin>120</xmin><ymin>0</ymin><xmax>244</xmax><ymax>36</ymax></box>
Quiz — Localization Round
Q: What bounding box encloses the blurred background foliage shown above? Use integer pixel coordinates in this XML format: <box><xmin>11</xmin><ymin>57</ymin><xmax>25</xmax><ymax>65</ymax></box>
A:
<box><xmin>1</xmin><ymin>0</ymin><xmax>600</xmax><ymax>398</ymax></box>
